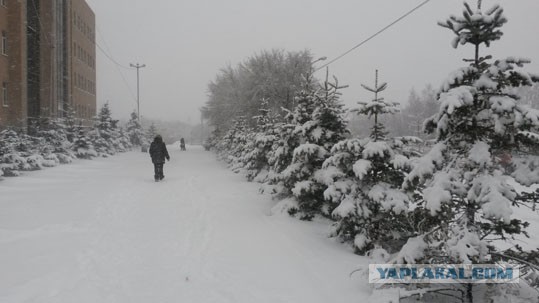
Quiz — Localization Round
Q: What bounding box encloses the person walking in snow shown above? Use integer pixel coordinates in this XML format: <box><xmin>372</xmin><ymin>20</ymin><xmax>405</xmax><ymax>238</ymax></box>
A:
<box><xmin>180</xmin><ymin>137</ymin><xmax>186</xmax><ymax>151</ymax></box>
<box><xmin>149</xmin><ymin>134</ymin><xmax>170</xmax><ymax>181</ymax></box>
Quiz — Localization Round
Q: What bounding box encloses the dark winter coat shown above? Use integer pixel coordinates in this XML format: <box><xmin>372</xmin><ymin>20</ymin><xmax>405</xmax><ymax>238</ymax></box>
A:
<box><xmin>149</xmin><ymin>135</ymin><xmax>170</xmax><ymax>164</ymax></box>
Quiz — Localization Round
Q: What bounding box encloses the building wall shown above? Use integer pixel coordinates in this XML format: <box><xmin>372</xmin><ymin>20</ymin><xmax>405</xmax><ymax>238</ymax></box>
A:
<box><xmin>0</xmin><ymin>0</ymin><xmax>95</xmax><ymax>131</ymax></box>
<box><xmin>0</xmin><ymin>1</ymin><xmax>10</xmax><ymax>125</ymax></box>
<box><xmin>67</xmin><ymin>0</ymin><xmax>96</xmax><ymax>125</ymax></box>
<box><xmin>39</xmin><ymin>0</ymin><xmax>55</xmax><ymax>120</ymax></box>
<box><xmin>28</xmin><ymin>0</ymin><xmax>70</xmax><ymax>125</ymax></box>
<box><xmin>0</xmin><ymin>0</ymin><xmax>27</xmax><ymax>131</ymax></box>
<box><xmin>26</xmin><ymin>0</ymin><xmax>42</xmax><ymax>126</ymax></box>
<box><xmin>38</xmin><ymin>0</ymin><xmax>69</xmax><ymax>121</ymax></box>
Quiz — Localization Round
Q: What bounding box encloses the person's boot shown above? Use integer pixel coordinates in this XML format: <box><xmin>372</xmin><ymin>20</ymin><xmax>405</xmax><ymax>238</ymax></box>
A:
<box><xmin>155</xmin><ymin>175</ymin><xmax>159</xmax><ymax>182</ymax></box>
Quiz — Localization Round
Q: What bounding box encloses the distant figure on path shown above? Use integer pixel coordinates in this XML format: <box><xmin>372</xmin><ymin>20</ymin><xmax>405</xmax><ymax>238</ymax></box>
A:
<box><xmin>149</xmin><ymin>135</ymin><xmax>170</xmax><ymax>181</ymax></box>
<box><xmin>180</xmin><ymin>137</ymin><xmax>186</xmax><ymax>151</ymax></box>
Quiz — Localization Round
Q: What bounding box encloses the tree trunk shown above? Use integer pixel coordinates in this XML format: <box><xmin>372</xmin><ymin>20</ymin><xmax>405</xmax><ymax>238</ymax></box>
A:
<box><xmin>465</xmin><ymin>283</ymin><xmax>473</xmax><ymax>303</ymax></box>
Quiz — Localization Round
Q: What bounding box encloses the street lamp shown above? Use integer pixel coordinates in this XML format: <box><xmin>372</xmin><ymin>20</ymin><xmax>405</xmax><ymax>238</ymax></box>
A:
<box><xmin>309</xmin><ymin>56</ymin><xmax>327</xmax><ymax>76</ymax></box>
<box><xmin>130</xmin><ymin>63</ymin><xmax>146</xmax><ymax>120</ymax></box>
<box><xmin>306</xmin><ymin>56</ymin><xmax>327</xmax><ymax>86</ymax></box>
<box><xmin>312</xmin><ymin>56</ymin><xmax>327</xmax><ymax>65</ymax></box>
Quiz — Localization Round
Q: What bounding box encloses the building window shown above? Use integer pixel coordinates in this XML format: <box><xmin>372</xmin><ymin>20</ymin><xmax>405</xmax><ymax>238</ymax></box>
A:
<box><xmin>1</xmin><ymin>31</ymin><xmax>7</xmax><ymax>55</ymax></box>
<box><xmin>2</xmin><ymin>82</ymin><xmax>7</xmax><ymax>107</ymax></box>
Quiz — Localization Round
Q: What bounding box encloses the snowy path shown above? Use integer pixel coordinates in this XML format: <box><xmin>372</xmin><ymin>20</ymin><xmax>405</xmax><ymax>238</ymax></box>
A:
<box><xmin>0</xmin><ymin>145</ymin><xmax>367</xmax><ymax>303</ymax></box>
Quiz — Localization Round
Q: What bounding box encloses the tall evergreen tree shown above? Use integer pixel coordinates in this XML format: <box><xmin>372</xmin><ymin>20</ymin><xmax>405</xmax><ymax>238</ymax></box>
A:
<box><xmin>264</xmin><ymin>113</ymin><xmax>300</xmax><ymax>198</ymax></box>
<box><xmin>291</xmin><ymin>75</ymin><xmax>349</xmax><ymax>218</ymax></box>
<box><xmin>216</xmin><ymin>116</ymin><xmax>250</xmax><ymax>168</ymax></box>
<box><xmin>62</xmin><ymin>105</ymin><xmax>79</xmax><ymax>143</ymax></box>
<box><xmin>0</xmin><ymin>130</ymin><xmax>26</xmax><ymax>176</ymax></box>
<box><xmin>126</xmin><ymin>111</ymin><xmax>146</xmax><ymax>147</ymax></box>
<box><xmin>36</xmin><ymin>118</ymin><xmax>74</xmax><ymax>165</ymax></box>
<box><xmin>399</xmin><ymin>2</ymin><xmax>539</xmax><ymax>301</ymax></box>
<box><xmin>353</xmin><ymin>70</ymin><xmax>397</xmax><ymax>141</ymax></box>
<box><xmin>72</xmin><ymin>123</ymin><xmax>96</xmax><ymax>159</ymax></box>
<box><xmin>90</xmin><ymin>102</ymin><xmax>119</xmax><ymax>156</ymax></box>
<box><xmin>261</xmin><ymin>87</ymin><xmax>312</xmax><ymax>202</ymax></box>
<box><xmin>321</xmin><ymin>71</ymin><xmax>417</xmax><ymax>252</ymax></box>
<box><xmin>270</xmin><ymin>73</ymin><xmax>349</xmax><ymax>218</ymax></box>
<box><xmin>241</xmin><ymin>99</ymin><xmax>280</xmax><ymax>182</ymax></box>
<box><xmin>272</xmin><ymin>88</ymin><xmax>318</xmax><ymax>207</ymax></box>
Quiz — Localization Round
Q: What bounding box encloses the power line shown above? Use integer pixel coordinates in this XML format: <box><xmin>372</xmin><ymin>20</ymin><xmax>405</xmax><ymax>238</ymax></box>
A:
<box><xmin>85</xmin><ymin>0</ymin><xmax>132</xmax><ymax>71</ymax></box>
<box><xmin>95</xmin><ymin>26</ymin><xmax>132</xmax><ymax>70</ymax></box>
<box><xmin>85</xmin><ymin>0</ymin><xmax>139</xmax><ymax>108</ymax></box>
<box><xmin>316</xmin><ymin>0</ymin><xmax>434</xmax><ymax>71</ymax></box>
<box><xmin>81</xmin><ymin>0</ymin><xmax>140</xmax><ymax>111</ymax></box>
<box><xmin>92</xmin><ymin>27</ymin><xmax>139</xmax><ymax>106</ymax></box>
<box><xmin>95</xmin><ymin>41</ymin><xmax>139</xmax><ymax>106</ymax></box>
<box><xmin>27</xmin><ymin>0</ymin><xmax>138</xmax><ymax>119</ymax></box>
<box><xmin>95</xmin><ymin>41</ymin><xmax>131</xmax><ymax>70</ymax></box>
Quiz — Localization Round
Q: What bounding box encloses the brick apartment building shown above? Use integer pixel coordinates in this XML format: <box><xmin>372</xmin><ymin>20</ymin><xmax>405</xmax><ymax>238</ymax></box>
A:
<box><xmin>0</xmin><ymin>0</ymin><xmax>95</xmax><ymax>131</ymax></box>
<box><xmin>0</xmin><ymin>0</ymin><xmax>27</xmax><ymax>130</ymax></box>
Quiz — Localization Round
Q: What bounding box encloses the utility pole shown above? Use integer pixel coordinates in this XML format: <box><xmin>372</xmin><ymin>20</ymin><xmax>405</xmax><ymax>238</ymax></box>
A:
<box><xmin>200</xmin><ymin>113</ymin><xmax>203</xmax><ymax>145</ymax></box>
<box><xmin>130</xmin><ymin>63</ymin><xmax>146</xmax><ymax>120</ymax></box>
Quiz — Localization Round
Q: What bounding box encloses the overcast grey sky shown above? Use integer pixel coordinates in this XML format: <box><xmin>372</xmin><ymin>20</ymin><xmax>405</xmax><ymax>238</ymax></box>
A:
<box><xmin>87</xmin><ymin>0</ymin><xmax>539</xmax><ymax>124</ymax></box>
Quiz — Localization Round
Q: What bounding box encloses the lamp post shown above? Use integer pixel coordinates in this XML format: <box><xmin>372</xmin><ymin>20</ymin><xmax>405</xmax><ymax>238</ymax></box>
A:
<box><xmin>304</xmin><ymin>56</ymin><xmax>327</xmax><ymax>90</ymax></box>
<box><xmin>312</xmin><ymin>56</ymin><xmax>327</xmax><ymax>65</ymax></box>
<box><xmin>309</xmin><ymin>56</ymin><xmax>327</xmax><ymax>78</ymax></box>
<box><xmin>130</xmin><ymin>63</ymin><xmax>146</xmax><ymax>120</ymax></box>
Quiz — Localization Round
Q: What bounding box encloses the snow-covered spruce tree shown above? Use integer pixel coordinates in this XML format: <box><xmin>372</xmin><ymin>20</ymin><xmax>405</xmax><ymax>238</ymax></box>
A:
<box><xmin>262</xmin><ymin>74</ymin><xmax>323</xmax><ymax>192</ymax></box>
<box><xmin>216</xmin><ymin>120</ymin><xmax>235</xmax><ymax>161</ymax></box>
<box><xmin>231</xmin><ymin>118</ymin><xmax>257</xmax><ymax>174</ymax></box>
<box><xmin>36</xmin><ymin>118</ymin><xmax>75</xmax><ymax>165</ymax></box>
<box><xmin>274</xmin><ymin>75</ymin><xmax>349</xmax><ymax>219</ymax></box>
<box><xmin>217</xmin><ymin>116</ymin><xmax>251</xmax><ymax>171</ymax></box>
<box><xmin>292</xmin><ymin>76</ymin><xmax>349</xmax><ymax>218</ymax></box>
<box><xmin>265</xmin><ymin>88</ymin><xmax>316</xmax><ymax>207</ymax></box>
<box><xmin>0</xmin><ymin>130</ymin><xmax>26</xmax><ymax>176</ymax></box>
<box><xmin>321</xmin><ymin>70</ymin><xmax>418</xmax><ymax>253</ymax></box>
<box><xmin>263</xmin><ymin>111</ymin><xmax>300</xmax><ymax>198</ymax></box>
<box><xmin>397</xmin><ymin>2</ymin><xmax>539</xmax><ymax>301</ymax></box>
<box><xmin>60</xmin><ymin>105</ymin><xmax>99</xmax><ymax>159</ymax></box>
<box><xmin>204</xmin><ymin>127</ymin><xmax>223</xmax><ymax>151</ymax></box>
<box><xmin>115</xmin><ymin>127</ymin><xmax>132</xmax><ymax>153</ymax></box>
<box><xmin>90</xmin><ymin>102</ymin><xmax>122</xmax><ymax>157</ymax></box>
<box><xmin>241</xmin><ymin>99</ymin><xmax>280</xmax><ymax>182</ymax></box>
<box><xmin>72</xmin><ymin>123</ymin><xmax>97</xmax><ymax>159</ymax></box>
<box><xmin>126</xmin><ymin>111</ymin><xmax>146</xmax><ymax>147</ymax></box>
<box><xmin>0</xmin><ymin>128</ymin><xmax>55</xmax><ymax>174</ymax></box>
<box><xmin>60</xmin><ymin>105</ymin><xmax>79</xmax><ymax>144</ymax></box>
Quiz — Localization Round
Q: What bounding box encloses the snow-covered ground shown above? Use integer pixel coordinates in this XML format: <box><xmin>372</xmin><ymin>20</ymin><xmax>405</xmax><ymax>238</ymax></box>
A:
<box><xmin>0</xmin><ymin>145</ymin><xmax>368</xmax><ymax>303</ymax></box>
